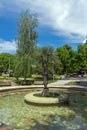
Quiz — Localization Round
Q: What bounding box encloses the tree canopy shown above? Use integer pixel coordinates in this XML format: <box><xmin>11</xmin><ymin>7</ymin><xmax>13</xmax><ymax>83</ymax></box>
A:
<box><xmin>14</xmin><ymin>11</ymin><xmax>38</xmax><ymax>79</ymax></box>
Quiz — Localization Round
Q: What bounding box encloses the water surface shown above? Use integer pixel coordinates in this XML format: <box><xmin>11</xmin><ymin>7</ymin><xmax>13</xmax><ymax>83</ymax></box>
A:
<box><xmin>0</xmin><ymin>90</ymin><xmax>87</xmax><ymax>130</ymax></box>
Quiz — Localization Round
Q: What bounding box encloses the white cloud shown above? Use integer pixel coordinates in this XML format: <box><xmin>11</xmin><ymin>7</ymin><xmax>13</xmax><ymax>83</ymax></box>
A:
<box><xmin>28</xmin><ymin>0</ymin><xmax>87</xmax><ymax>36</ymax></box>
<box><xmin>0</xmin><ymin>0</ymin><xmax>87</xmax><ymax>39</ymax></box>
<box><xmin>0</xmin><ymin>39</ymin><xmax>16</xmax><ymax>53</ymax></box>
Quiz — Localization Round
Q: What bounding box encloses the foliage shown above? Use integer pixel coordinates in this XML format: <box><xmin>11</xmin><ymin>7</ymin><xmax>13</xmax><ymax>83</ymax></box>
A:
<box><xmin>54</xmin><ymin>75</ymin><xmax>61</xmax><ymax>80</ymax></box>
<box><xmin>32</xmin><ymin>46</ymin><xmax>60</xmax><ymax>76</ymax></box>
<box><xmin>12</xmin><ymin>78</ymin><xmax>34</xmax><ymax>85</ymax></box>
<box><xmin>0</xmin><ymin>53</ymin><xmax>14</xmax><ymax>74</ymax></box>
<box><xmin>77</xmin><ymin>43</ymin><xmax>87</xmax><ymax>73</ymax></box>
<box><xmin>56</xmin><ymin>44</ymin><xmax>81</xmax><ymax>74</ymax></box>
<box><xmin>17</xmin><ymin>11</ymin><xmax>38</xmax><ymax>56</ymax></box>
<box><xmin>2</xmin><ymin>73</ymin><xmax>9</xmax><ymax>79</ymax></box>
<box><xmin>14</xmin><ymin>10</ymin><xmax>38</xmax><ymax>80</ymax></box>
<box><xmin>32</xmin><ymin>74</ymin><xmax>43</xmax><ymax>80</ymax></box>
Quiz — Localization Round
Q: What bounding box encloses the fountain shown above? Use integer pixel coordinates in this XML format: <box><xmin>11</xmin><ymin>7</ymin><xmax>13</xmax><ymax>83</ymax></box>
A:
<box><xmin>0</xmin><ymin>52</ymin><xmax>87</xmax><ymax>130</ymax></box>
<box><xmin>0</xmin><ymin>90</ymin><xmax>87</xmax><ymax>130</ymax></box>
<box><xmin>24</xmin><ymin>54</ymin><xmax>68</xmax><ymax>105</ymax></box>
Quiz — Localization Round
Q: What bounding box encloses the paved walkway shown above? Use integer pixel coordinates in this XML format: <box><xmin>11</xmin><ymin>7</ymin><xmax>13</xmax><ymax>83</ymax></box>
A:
<box><xmin>0</xmin><ymin>79</ymin><xmax>87</xmax><ymax>91</ymax></box>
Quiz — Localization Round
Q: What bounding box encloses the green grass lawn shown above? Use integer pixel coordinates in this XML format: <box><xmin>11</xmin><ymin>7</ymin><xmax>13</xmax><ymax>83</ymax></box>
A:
<box><xmin>66</xmin><ymin>81</ymin><xmax>78</xmax><ymax>85</ymax></box>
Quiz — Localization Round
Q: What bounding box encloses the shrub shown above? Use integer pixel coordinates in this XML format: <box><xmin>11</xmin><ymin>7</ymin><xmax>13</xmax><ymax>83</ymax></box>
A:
<box><xmin>21</xmin><ymin>80</ymin><xmax>34</xmax><ymax>85</ymax></box>
<box><xmin>2</xmin><ymin>74</ymin><xmax>9</xmax><ymax>79</ymax></box>
<box><xmin>32</xmin><ymin>74</ymin><xmax>43</xmax><ymax>80</ymax></box>
<box><xmin>13</xmin><ymin>79</ymin><xmax>34</xmax><ymax>85</ymax></box>
<box><xmin>54</xmin><ymin>75</ymin><xmax>61</xmax><ymax>80</ymax></box>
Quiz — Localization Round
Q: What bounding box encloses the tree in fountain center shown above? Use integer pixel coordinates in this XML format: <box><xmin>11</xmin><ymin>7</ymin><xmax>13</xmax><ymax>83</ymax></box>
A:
<box><xmin>40</xmin><ymin>46</ymin><xmax>54</xmax><ymax>96</ymax></box>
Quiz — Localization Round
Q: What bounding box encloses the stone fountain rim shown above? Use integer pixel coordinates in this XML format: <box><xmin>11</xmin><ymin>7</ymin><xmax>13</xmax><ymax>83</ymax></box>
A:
<box><xmin>24</xmin><ymin>91</ymin><xmax>60</xmax><ymax>105</ymax></box>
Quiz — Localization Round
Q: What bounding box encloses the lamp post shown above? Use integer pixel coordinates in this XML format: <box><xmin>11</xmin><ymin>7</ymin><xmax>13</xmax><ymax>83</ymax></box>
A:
<box><xmin>41</xmin><ymin>54</ymin><xmax>49</xmax><ymax>97</ymax></box>
<box><xmin>8</xmin><ymin>57</ymin><xmax>10</xmax><ymax>77</ymax></box>
<box><xmin>52</xmin><ymin>61</ymin><xmax>54</xmax><ymax>81</ymax></box>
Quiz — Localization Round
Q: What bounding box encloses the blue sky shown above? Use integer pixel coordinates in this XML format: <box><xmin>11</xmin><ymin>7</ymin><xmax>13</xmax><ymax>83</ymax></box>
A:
<box><xmin>0</xmin><ymin>0</ymin><xmax>87</xmax><ymax>53</ymax></box>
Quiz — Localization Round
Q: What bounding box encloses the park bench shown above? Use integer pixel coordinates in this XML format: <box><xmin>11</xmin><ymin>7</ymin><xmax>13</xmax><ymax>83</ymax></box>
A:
<box><xmin>34</xmin><ymin>80</ymin><xmax>43</xmax><ymax>85</ymax></box>
<box><xmin>0</xmin><ymin>81</ymin><xmax>11</xmax><ymax>87</ymax></box>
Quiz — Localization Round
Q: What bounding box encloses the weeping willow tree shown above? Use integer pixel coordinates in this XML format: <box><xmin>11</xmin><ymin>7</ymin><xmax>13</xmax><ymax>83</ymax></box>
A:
<box><xmin>14</xmin><ymin>10</ymin><xmax>38</xmax><ymax>80</ymax></box>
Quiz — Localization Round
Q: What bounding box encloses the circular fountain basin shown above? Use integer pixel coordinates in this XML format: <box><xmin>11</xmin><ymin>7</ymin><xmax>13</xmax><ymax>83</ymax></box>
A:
<box><xmin>24</xmin><ymin>91</ymin><xmax>61</xmax><ymax>105</ymax></box>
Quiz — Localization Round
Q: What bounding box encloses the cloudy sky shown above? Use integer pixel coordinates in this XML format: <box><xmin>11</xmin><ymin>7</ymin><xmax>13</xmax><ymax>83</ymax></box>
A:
<box><xmin>0</xmin><ymin>0</ymin><xmax>87</xmax><ymax>53</ymax></box>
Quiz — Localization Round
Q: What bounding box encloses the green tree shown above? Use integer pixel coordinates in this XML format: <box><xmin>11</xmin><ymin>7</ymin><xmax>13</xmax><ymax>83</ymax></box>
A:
<box><xmin>15</xmin><ymin>10</ymin><xmax>38</xmax><ymax>80</ymax></box>
<box><xmin>33</xmin><ymin>46</ymin><xmax>63</xmax><ymax>76</ymax></box>
<box><xmin>35</xmin><ymin>46</ymin><xmax>55</xmax><ymax>74</ymax></box>
<box><xmin>77</xmin><ymin>42</ymin><xmax>87</xmax><ymax>73</ymax></box>
<box><xmin>56</xmin><ymin>44</ymin><xmax>76</xmax><ymax>74</ymax></box>
<box><xmin>0</xmin><ymin>53</ymin><xmax>14</xmax><ymax>74</ymax></box>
